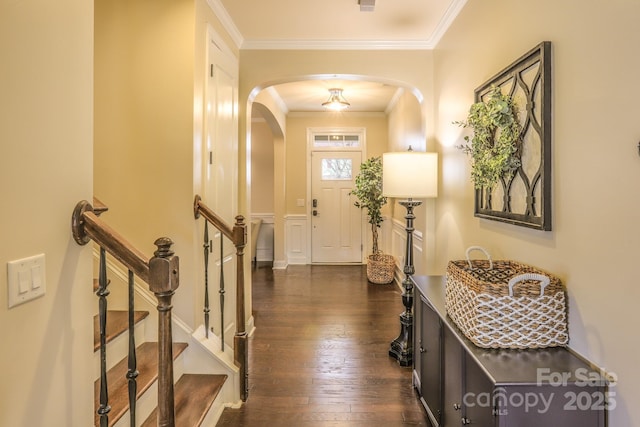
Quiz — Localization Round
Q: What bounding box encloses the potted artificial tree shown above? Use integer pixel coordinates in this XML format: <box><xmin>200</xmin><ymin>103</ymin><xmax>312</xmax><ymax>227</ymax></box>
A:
<box><xmin>351</xmin><ymin>156</ymin><xmax>395</xmax><ymax>284</ymax></box>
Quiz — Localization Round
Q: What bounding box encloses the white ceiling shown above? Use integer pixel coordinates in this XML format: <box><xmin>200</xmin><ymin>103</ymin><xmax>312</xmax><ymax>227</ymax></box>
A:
<box><xmin>268</xmin><ymin>79</ymin><xmax>403</xmax><ymax>113</ymax></box>
<box><xmin>212</xmin><ymin>0</ymin><xmax>467</xmax><ymax>113</ymax></box>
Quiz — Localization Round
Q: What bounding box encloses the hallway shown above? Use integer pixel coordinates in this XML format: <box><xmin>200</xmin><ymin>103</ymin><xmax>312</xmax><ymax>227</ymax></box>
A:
<box><xmin>217</xmin><ymin>264</ymin><xmax>428</xmax><ymax>426</ymax></box>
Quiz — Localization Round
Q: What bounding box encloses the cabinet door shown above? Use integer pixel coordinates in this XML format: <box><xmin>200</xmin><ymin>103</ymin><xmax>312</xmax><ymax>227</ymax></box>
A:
<box><xmin>419</xmin><ymin>297</ymin><xmax>443</xmax><ymax>426</ymax></box>
<box><xmin>442</xmin><ymin>326</ymin><xmax>463</xmax><ymax>426</ymax></box>
<box><xmin>463</xmin><ymin>352</ymin><xmax>496</xmax><ymax>426</ymax></box>
<box><xmin>413</xmin><ymin>293</ymin><xmax>423</xmax><ymax>391</ymax></box>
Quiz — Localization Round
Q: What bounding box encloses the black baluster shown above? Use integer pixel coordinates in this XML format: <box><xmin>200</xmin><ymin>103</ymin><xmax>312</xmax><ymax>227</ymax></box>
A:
<box><xmin>219</xmin><ymin>235</ymin><xmax>225</xmax><ymax>352</ymax></box>
<box><xmin>127</xmin><ymin>270</ymin><xmax>138</xmax><ymax>426</ymax></box>
<box><xmin>97</xmin><ymin>247</ymin><xmax>111</xmax><ymax>427</ymax></box>
<box><xmin>204</xmin><ymin>221</ymin><xmax>210</xmax><ymax>338</ymax></box>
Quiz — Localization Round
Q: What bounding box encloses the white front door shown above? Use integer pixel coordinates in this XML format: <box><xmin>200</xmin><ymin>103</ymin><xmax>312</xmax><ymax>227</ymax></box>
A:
<box><xmin>311</xmin><ymin>151</ymin><xmax>363</xmax><ymax>263</ymax></box>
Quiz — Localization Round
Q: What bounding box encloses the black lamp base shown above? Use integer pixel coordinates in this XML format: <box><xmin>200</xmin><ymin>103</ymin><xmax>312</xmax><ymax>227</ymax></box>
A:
<box><xmin>388</xmin><ymin>199</ymin><xmax>421</xmax><ymax>367</ymax></box>
<box><xmin>389</xmin><ymin>311</ymin><xmax>413</xmax><ymax>366</ymax></box>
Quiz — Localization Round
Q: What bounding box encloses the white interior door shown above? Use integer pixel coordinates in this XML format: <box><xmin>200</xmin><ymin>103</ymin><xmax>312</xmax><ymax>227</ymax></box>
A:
<box><xmin>204</xmin><ymin>27</ymin><xmax>238</xmax><ymax>343</ymax></box>
<box><xmin>205</xmin><ymin>32</ymin><xmax>237</xmax><ymax>225</ymax></box>
<box><xmin>311</xmin><ymin>151</ymin><xmax>363</xmax><ymax>263</ymax></box>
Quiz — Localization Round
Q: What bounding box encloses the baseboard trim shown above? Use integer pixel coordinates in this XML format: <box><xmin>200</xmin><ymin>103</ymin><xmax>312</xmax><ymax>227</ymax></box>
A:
<box><xmin>273</xmin><ymin>260</ymin><xmax>288</xmax><ymax>270</ymax></box>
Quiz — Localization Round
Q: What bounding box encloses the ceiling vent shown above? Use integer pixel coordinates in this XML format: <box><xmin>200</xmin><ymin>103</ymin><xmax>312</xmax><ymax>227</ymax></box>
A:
<box><xmin>358</xmin><ymin>0</ymin><xmax>375</xmax><ymax>12</ymax></box>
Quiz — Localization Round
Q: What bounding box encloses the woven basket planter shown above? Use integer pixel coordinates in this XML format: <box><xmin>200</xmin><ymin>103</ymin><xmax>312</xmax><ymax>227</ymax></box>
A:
<box><xmin>445</xmin><ymin>246</ymin><xmax>568</xmax><ymax>349</ymax></box>
<box><xmin>367</xmin><ymin>253</ymin><xmax>395</xmax><ymax>284</ymax></box>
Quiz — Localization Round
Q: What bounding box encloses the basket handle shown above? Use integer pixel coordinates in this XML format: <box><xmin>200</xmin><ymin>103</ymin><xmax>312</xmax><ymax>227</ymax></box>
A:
<box><xmin>508</xmin><ymin>273</ymin><xmax>550</xmax><ymax>297</ymax></box>
<box><xmin>465</xmin><ymin>246</ymin><xmax>493</xmax><ymax>269</ymax></box>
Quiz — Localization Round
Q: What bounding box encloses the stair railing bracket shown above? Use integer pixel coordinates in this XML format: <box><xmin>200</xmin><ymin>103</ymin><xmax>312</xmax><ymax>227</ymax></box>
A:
<box><xmin>72</xmin><ymin>200</ymin><xmax>94</xmax><ymax>245</ymax></box>
<box><xmin>193</xmin><ymin>195</ymin><xmax>202</xmax><ymax>219</ymax></box>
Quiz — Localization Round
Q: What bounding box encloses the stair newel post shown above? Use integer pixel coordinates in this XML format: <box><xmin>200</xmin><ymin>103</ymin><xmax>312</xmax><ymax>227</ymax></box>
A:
<box><xmin>233</xmin><ymin>215</ymin><xmax>248</xmax><ymax>401</ymax></box>
<box><xmin>149</xmin><ymin>237</ymin><xmax>180</xmax><ymax>427</ymax></box>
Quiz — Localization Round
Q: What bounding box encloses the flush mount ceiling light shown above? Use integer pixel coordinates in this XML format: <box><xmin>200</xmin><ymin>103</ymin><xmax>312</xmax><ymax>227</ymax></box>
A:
<box><xmin>322</xmin><ymin>88</ymin><xmax>350</xmax><ymax>111</ymax></box>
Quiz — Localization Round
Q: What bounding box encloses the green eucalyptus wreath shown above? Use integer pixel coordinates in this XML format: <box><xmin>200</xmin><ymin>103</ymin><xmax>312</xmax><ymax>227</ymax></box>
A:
<box><xmin>455</xmin><ymin>86</ymin><xmax>521</xmax><ymax>189</ymax></box>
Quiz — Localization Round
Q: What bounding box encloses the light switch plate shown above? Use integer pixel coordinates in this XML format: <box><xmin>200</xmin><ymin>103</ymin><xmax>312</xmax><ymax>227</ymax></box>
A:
<box><xmin>7</xmin><ymin>253</ymin><xmax>46</xmax><ymax>308</ymax></box>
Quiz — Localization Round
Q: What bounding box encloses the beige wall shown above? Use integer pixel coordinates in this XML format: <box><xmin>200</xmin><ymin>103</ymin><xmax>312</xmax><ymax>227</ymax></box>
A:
<box><xmin>94</xmin><ymin>0</ymin><xmax>240</xmax><ymax>327</ymax></box>
<box><xmin>1</xmin><ymin>0</ymin><xmax>95</xmax><ymax>424</ymax></box>
<box><xmin>95</xmin><ymin>0</ymin><xmax>197</xmax><ymax>324</ymax></box>
<box><xmin>388</xmin><ymin>89</ymin><xmax>427</xmax><ymax>152</ymax></box>
<box><xmin>433</xmin><ymin>1</ymin><xmax>639</xmax><ymax>425</ymax></box>
<box><xmin>249</xmin><ymin>97</ymin><xmax>287</xmax><ymax>264</ymax></box>
<box><xmin>250</xmin><ymin>120</ymin><xmax>275</xmax><ymax>213</ymax></box>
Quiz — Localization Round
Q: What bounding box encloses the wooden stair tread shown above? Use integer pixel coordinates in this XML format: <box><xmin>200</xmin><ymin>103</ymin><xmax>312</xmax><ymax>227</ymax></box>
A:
<box><xmin>141</xmin><ymin>374</ymin><xmax>228</xmax><ymax>427</ymax></box>
<box><xmin>93</xmin><ymin>310</ymin><xmax>149</xmax><ymax>352</ymax></box>
<box><xmin>94</xmin><ymin>341</ymin><xmax>188</xmax><ymax>427</ymax></box>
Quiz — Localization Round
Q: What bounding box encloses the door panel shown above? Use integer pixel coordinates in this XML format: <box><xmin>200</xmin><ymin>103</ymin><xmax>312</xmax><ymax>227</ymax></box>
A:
<box><xmin>421</xmin><ymin>299</ymin><xmax>443</xmax><ymax>427</ymax></box>
<box><xmin>464</xmin><ymin>352</ymin><xmax>496</xmax><ymax>426</ymax></box>
<box><xmin>204</xmin><ymin>29</ymin><xmax>238</xmax><ymax>344</ymax></box>
<box><xmin>443</xmin><ymin>326</ymin><xmax>463</xmax><ymax>427</ymax></box>
<box><xmin>206</xmin><ymin>43</ymin><xmax>237</xmax><ymax>226</ymax></box>
<box><xmin>311</xmin><ymin>151</ymin><xmax>362</xmax><ymax>263</ymax></box>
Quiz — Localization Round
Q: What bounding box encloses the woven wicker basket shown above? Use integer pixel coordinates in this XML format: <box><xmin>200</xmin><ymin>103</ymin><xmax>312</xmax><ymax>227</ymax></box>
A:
<box><xmin>445</xmin><ymin>246</ymin><xmax>568</xmax><ymax>349</ymax></box>
<box><xmin>367</xmin><ymin>253</ymin><xmax>395</xmax><ymax>284</ymax></box>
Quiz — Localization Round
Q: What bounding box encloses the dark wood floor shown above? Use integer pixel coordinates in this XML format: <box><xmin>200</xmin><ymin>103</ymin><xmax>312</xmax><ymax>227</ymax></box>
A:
<box><xmin>216</xmin><ymin>264</ymin><xmax>428</xmax><ymax>427</ymax></box>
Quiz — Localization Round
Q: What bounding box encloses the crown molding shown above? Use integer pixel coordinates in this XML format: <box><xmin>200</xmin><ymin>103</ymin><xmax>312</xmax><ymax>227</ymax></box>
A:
<box><xmin>208</xmin><ymin>0</ymin><xmax>468</xmax><ymax>51</ymax></box>
<box><xmin>240</xmin><ymin>39</ymin><xmax>436</xmax><ymax>51</ymax></box>
<box><xmin>287</xmin><ymin>111</ymin><xmax>386</xmax><ymax>118</ymax></box>
<box><xmin>206</xmin><ymin>0</ymin><xmax>243</xmax><ymax>49</ymax></box>
<box><xmin>428</xmin><ymin>0</ymin><xmax>468</xmax><ymax>47</ymax></box>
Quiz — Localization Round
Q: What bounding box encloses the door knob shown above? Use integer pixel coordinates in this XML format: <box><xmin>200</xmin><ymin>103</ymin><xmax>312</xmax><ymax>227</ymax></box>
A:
<box><xmin>313</xmin><ymin>210</ymin><xmax>318</xmax><ymax>216</ymax></box>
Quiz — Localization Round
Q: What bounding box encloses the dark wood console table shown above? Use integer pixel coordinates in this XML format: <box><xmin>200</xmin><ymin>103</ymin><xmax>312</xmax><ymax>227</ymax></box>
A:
<box><xmin>412</xmin><ymin>275</ymin><xmax>608</xmax><ymax>427</ymax></box>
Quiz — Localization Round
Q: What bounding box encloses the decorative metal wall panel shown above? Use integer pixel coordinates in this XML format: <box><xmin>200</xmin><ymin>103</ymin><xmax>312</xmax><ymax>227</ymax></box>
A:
<box><xmin>474</xmin><ymin>42</ymin><xmax>552</xmax><ymax>230</ymax></box>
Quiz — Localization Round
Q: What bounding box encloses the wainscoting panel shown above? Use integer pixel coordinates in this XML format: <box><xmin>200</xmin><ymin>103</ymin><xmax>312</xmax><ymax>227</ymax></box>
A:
<box><xmin>285</xmin><ymin>214</ymin><xmax>308</xmax><ymax>265</ymax></box>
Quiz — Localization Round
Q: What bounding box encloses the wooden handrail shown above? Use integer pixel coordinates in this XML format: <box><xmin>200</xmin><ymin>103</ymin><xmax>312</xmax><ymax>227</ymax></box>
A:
<box><xmin>193</xmin><ymin>194</ymin><xmax>249</xmax><ymax>401</ymax></box>
<box><xmin>193</xmin><ymin>195</ymin><xmax>242</xmax><ymax>245</ymax></box>
<box><xmin>73</xmin><ymin>201</ymin><xmax>150</xmax><ymax>282</ymax></box>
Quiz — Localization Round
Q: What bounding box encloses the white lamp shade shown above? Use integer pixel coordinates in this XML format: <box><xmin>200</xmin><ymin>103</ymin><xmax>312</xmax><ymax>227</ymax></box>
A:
<box><xmin>382</xmin><ymin>151</ymin><xmax>438</xmax><ymax>198</ymax></box>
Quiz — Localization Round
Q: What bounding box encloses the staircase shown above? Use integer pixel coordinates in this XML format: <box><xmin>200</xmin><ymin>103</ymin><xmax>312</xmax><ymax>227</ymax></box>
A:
<box><xmin>93</xmin><ymin>308</ymin><xmax>228</xmax><ymax>426</ymax></box>
<box><xmin>72</xmin><ymin>199</ymin><xmax>242</xmax><ymax>427</ymax></box>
